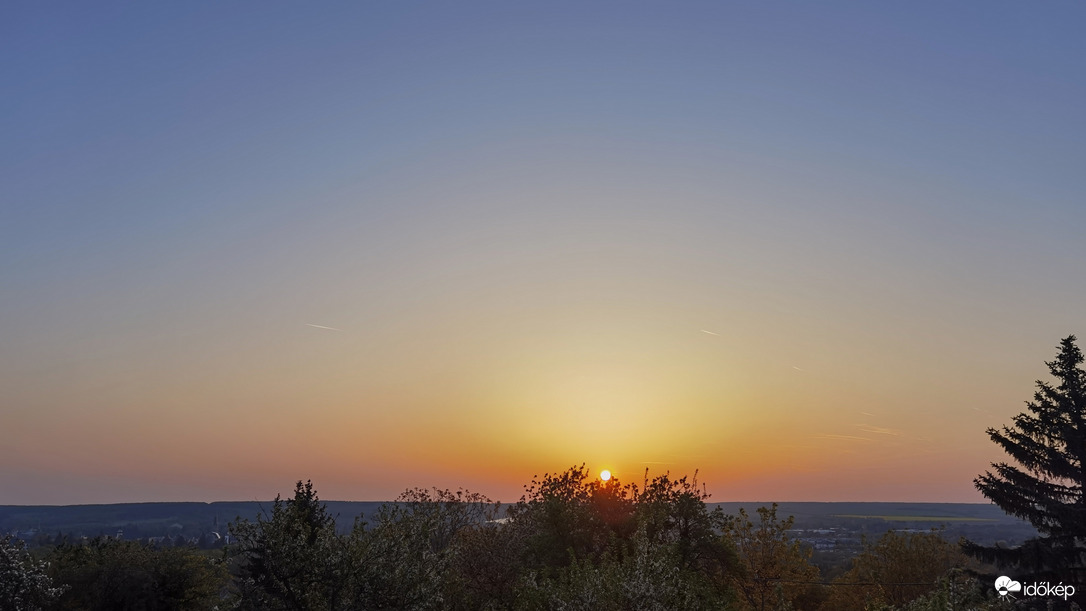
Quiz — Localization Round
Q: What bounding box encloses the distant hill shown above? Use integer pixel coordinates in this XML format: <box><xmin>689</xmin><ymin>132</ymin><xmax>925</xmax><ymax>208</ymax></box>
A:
<box><xmin>715</xmin><ymin>501</ymin><xmax>1019</xmax><ymax>523</ymax></box>
<box><xmin>1</xmin><ymin>501</ymin><xmax>1036</xmax><ymax>548</ymax></box>
<box><xmin>0</xmin><ymin>501</ymin><xmax>386</xmax><ymax>541</ymax></box>
<box><xmin>713</xmin><ymin>502</ymin><xmax>1037</xmax><ymax>547</ymax></box>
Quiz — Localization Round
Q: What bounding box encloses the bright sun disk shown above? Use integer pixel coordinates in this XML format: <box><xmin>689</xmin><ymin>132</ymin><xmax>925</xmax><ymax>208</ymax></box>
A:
<box><xmin>600</xmin><ymin>470</ymin><xmax>612</xmax><ymax>481</ymax></box>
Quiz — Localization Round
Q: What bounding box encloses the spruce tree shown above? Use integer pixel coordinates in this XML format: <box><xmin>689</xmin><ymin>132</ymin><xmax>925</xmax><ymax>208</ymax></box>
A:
<box><xmin>966</xmin><ymin>335</ymin><xmax>1086</xmax><ymax>584</ymax></box>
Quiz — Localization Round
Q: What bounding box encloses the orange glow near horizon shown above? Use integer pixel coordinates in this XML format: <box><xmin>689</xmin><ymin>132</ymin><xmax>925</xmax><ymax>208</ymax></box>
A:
<box><xmin>3</xmin><ymin>3</ymin><xmax>1082</xmax><ymax>506</ymax></box>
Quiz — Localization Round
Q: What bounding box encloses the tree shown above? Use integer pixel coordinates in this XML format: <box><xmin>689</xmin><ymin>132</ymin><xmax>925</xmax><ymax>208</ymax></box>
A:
<box><xmin>364</xmin><ymin>487</ymin><xmax>500</xmax><ymax>610</ymax></box>
<box><xmin>892</xmin><ymin>569</ymin><xmax>1010</xmax><ymax>611</ymax></box>
<box><xmin>443</xmin><ymin>507</ymin><xmax>526</xmax><ymax>610</ymax></box>
<box><xmin>509</xmin><ymin>467</ymin><xmax>736</xmax><ymax>610</ymax></box>
<box><xmin>499</xmin><ymin>465</ymin><xmax>742</xmax><ymax>609</ymax></box>
<box><xmin>517</xmin><ymin>529</ymin><xmax>729</xmax><ymax>611</ymax></box>
<box><xmin>967</xmin><ymin>335</ymin><xmax>1086</xmax><ymax>585</ymax></box>
<box><xmin>0</xmin><ymin>535</ymin><xmax>65</xmax><ymax>611</ymax></box>
<box><xmin>227</xmin><ymin>480</ymin><xmax>360</xmax><ymax>610</ymax></box>
<box><xmin>722</xmin><ymin>504</ymin><xmax>820</xmax><ymax>611</ymax></box>
<box><xmin>630</xmin><ymin>470</ymin><xmax>738</xmax><ymax>600</ymax></box>
<box><xmin>821</xmin><ymin>530</ymin><xmax>971</xmax><ymax>611</ymax></box>
<box><xmin>508</xmin><ymin>464</ymin><xmax>634</xmax><ymax>571</ymax></box>
<box><xmin>45</xmin><ymin>537</ymin><xmax>226</xmax><ymax>611</ymax></box>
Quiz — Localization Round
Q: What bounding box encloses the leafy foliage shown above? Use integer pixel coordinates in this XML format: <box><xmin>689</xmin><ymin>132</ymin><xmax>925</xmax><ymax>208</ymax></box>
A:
<box><xmin>517</xmin><ymin>529</ymin><xmax>727</xmax><ymax>611</ymax></box>
<box><xmin>508</xmin><ymin>464</ymin><xmax>633</xmax><ymax>570</ymax></box>
<box><xmin>723</xmin><ymin>503</ymin><xmax>821</xmax><ymax>611</ymax></box>
<box><xmin>228</xmin><ymin>480</ymin><xmax>359</xmax><ymax>610</ymax></box>
<box><xmin>364</xmin><ymin>487</ymin><xmax>500</xmax><ymax>610</ymax></box>
<box><xmin>0</xmin><ymin>535</ymin><xmax>65</xmax><ymax>611</ymax></box>
<box><xmin>511</xmin><ymin>466</ymin><xmax>739</xmax><ymax>609</ymax></box>
<box><xmin>46</xmin><ymin>537</ymin><xmax>226</xmax><ymax>611</ymax></box>
<box><xmin>889</xmin><ymin>569</ymin><xmax>1010</xmax><ymax>611</ymax></box>
<box><xmin>820</xmin><ymin>530</ymin><xmax>971</xmax><ymax>611</ymax></box>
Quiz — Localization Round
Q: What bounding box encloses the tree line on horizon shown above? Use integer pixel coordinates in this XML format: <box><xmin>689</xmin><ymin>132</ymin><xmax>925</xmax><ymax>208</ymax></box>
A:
<box><xmin>1</xmin><ymin>473</ymin><xmax>988</xmax><ymax>610</ymax></box>
<box><xmin>2</xmin><ymin>336</ymin><xmax>1085</xmax><ymax>610</ymax></box>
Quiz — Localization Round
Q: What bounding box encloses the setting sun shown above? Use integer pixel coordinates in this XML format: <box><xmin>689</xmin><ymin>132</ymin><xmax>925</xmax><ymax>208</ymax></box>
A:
<box><xmin>2</xmin><ymin>1</ymin><xmax>1080</xmax><ymax>513</ymax></box>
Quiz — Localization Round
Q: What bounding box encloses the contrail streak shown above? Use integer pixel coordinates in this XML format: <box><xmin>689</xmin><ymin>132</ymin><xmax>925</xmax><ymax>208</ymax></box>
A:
<box><xmin>305</xmin><ymin>323</ymin><xmax>343</xmax><ymax>331</ymax></box>
<box><xmin>856</xmin><ymin>425</ymin><xmax>900</xmax><ymax>436</ymax></box>
<box><xmin>815</xmin><ymin>434</ymin><xmax>874</xmax><ymax>442</ymax></box>
<box><xmin>700</xmin><ymin>329</ymin><xmax>719</xmax><ymax>336</ymax></box>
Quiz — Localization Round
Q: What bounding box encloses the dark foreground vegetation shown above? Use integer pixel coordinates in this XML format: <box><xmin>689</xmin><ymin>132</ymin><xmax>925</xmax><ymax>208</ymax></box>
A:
<box><xmin>0</xmin><ymin>471</ymin><xmax>1015</xmax><ymax>611</ymax></box>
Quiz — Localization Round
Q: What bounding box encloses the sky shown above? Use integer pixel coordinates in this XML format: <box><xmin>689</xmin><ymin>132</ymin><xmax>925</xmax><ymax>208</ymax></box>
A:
<box><xmin>2</xmin><ymin>2</ymin><xmax>1084</xmax><ymax>505</ymax></box>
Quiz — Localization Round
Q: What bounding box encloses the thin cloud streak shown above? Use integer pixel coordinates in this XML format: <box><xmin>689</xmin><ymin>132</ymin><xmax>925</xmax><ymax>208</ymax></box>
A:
<box><xmin>856</xmin><ymin>425</ymin><xmax>901</xmax><ymax>436</ymax></box>
<box><xmin>305</xmin><ymin>323</ymin><xmax>343</xmax><ymax>331</ymax></box>
<box><xmin>815</xmin><ymin>434</ymin><xmax>874</xmax><ymax>443</ymax></box>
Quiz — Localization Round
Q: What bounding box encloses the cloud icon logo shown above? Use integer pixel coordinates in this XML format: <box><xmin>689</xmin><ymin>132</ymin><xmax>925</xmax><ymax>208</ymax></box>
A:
<box><xmin>995</xmin><ymin>576</ymin><xmax>1022</xmax><ymax>597</ymax></box>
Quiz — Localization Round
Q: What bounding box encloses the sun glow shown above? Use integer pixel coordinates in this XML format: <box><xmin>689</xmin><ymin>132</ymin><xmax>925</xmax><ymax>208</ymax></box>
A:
<box><xmin>599</xmin><ymin>469</ymin><xmax>612</xmax><ymax>482</ymax></box>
